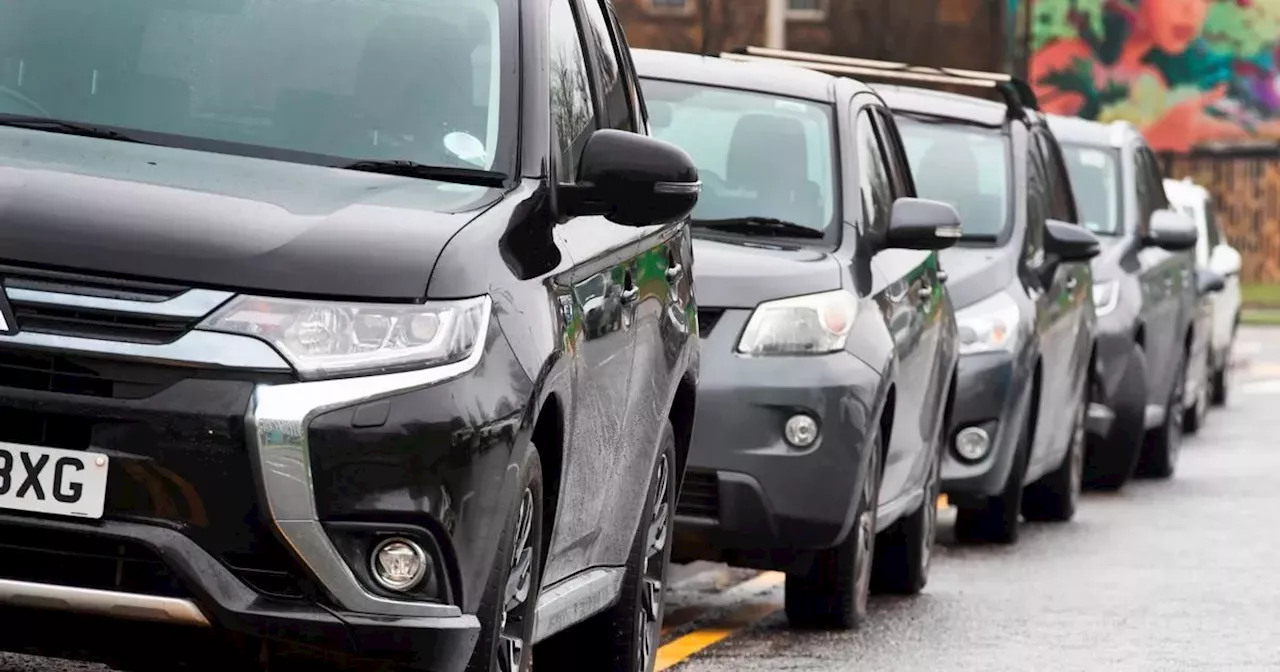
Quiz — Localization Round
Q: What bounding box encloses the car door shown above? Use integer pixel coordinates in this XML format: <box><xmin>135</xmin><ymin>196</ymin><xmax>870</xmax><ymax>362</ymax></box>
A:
<box><xmin>859</xmin><ymin>102</ymin><xmax>941</xmax><ymax>506</ymax></box>
<box><xmin>1032</xmin><ymin>130</ymin><xmax>1092</xmax><ymax>473</ymax></box>
<box><xmin>541</xmin><ymin>0</ymin><xmax>643</xmax><ymax>587</ymax></box>
<box><xmin>1202</xmin><ymin>195</ymin><xmax>1240</xmax><ymax>357</ymax></box>
<box><xmin>1132</xmin><ymin>145</ymin><xmax>1185</xmax><ymax>401</ymax></box>
<box><xmin>576</xmin><ymin>0</ymin><xmax>694</xmax><ymax>568</ymax></box>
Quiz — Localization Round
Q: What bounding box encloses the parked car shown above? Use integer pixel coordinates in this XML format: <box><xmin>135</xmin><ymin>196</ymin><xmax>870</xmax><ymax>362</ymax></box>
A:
<box><xmin>1049</xmin><ymin>115</ymin><xmax>1199</xmax><ymax>487</ymax></box>
<box><xmin>635</xmin><ymin>47</ymin><xmax>961</xmax><ymax>630</ymax></box>
<box><xmin>1164</xmin><ymin>177</ymin><xmax>1243</xmax><ymax>407</ymax></box>
<box><xmin>860</xmin><ymin>73</ymin><xmax>1099</xmax><ymax>544</ymax></box>
<box><xmin>0</xmin><ymin>1</ymin><xmax>701</xmax><ymax>672</ymax></box>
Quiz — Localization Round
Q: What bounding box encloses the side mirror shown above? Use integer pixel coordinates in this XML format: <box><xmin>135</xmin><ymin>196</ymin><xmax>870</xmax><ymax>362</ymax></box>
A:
<box><xmin>1143</xmin><ymin>209</ymin><xmax>1198</xmax><ymax>251</ymax></box>
<box><xmin>1209</xmin><ymin>244</ymin><xmax>1242</xmax><ymax>278</ymax></box>
<box><xmin>562</xmin><ymin>129</ymin><xmax>700</xmax><ymax>226</ymax></box>
<box><xmin>884</xmin><ymin>197</ymin><xmax>962</xmax><ymax>250</ymax></box>
<box><xmin>1196</xmin><ymin>268</ymin><xmax>1226</xmax><ymax>295</ymax></box>
<box><xmin>1045</xmin><ymin>219</ymin><xmax>1101</xmax><ymax>262</ymax></box>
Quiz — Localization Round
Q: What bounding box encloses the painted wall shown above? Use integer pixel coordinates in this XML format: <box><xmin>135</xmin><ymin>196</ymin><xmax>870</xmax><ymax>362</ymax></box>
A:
<box><xmin>1029</xmin><ymin>0</ymin><xmax>1280</xmax><ymax>152</ymax></box>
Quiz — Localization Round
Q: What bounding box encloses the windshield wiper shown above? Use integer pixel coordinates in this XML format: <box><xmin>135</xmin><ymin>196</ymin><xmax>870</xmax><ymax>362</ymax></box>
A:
<box><xmin>341</xmin><ymin>159</ymin><xmax>506</xmax><ymax>188</ymax></box>
<box><xmin>693</xmin><ymin>216</ymin><xmax>824</xmax><ymax>238</ymax></box>
<box><xmin>0</xmin><ymin>115</ymin><xmax>152</xmax><ymax>144</ymax></box>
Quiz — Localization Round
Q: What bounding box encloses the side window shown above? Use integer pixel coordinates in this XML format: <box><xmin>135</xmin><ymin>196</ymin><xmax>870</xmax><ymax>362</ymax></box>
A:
<box><xmin>549</xmin><ymin>0</ymin><xmax>599</xmax><ymax>182</ymax></box>
<box><xmin>855</xmin><ymin>109</ymin><xmax>894</xmax><ymax>234</ymax></box>
<box><xmin>871</xmin><ymin>108</ymin><xmax>915</xmax><ymax>199</ymax></box>
<box><xmin>1143</xmin><ymin>148</ymin><xmax>1170</xmax><ymax>210</ymax></box>
<box><xmin>1204</xmin><ymin>196</ymin><xmax>1222</xmax><ymax>248</ymax></box>
<box><xmin>1037</xmin><ymin>133</ymin><xmax>1077</xmax><ymax>224</ymax></box>
<box><xmin>578</xmin><ymin>0</ymin><xmax>635</xmax><ymax>132</ymax></box>
<box><xmin>606</xmin><ymin>6</ymin><xmax>647</xmax><ymax>130</ymax></box>
<box><xmin>1132</xmin><ymin>148</ymin><xmax>1154</xmax><ymax>230</ymax></box>
<box><xmin>1025</xmin><ymin>141</ymin><xmax>1049</xmax><ymax>264</ymax></box>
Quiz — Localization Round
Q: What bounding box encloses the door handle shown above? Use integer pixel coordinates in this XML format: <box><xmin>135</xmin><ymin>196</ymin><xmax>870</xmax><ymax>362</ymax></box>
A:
<box><xmin>937</xmin><ymin>270</ymin><xmax>948</xmax><ymax>283</ymax></box>
<box><xmin>1065</xmin><ymin>275</ymin><xmax>1078</xmax><ymax>290</ymax></box>
<box><xmin>666</xmin><ymin>264</ymin><xmax>683</xmax><ymax>281</ymax></box>
<box><xmin>621</xmin><ymin>287</ymin><xmax>639</xmax><ymax>304</ymax></box>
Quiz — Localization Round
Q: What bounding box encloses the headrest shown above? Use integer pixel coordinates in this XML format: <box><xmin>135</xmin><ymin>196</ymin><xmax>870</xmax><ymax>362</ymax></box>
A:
<box><xmin>727</xmin><ymin>114</ymin><xmax>809</xmax><ymax>187</ymax></box>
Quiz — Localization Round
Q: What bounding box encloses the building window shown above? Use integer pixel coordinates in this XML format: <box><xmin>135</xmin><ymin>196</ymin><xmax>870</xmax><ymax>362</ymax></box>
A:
<box><xmin>786</xmin><ymin>0</ymin><xmax>826</xmax><ymax>20</ymax></box>
<box><xmin>647</xmin><ymin>0</ymin><xmax>692</xmax><ymax>14</ymax></box>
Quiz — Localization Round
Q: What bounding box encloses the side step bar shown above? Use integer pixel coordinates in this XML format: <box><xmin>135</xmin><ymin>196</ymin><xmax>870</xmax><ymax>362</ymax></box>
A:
<box><xmin>0</xmin><ymin>578</ymin><xmax>211</xmax><ymax>627</ymax></box>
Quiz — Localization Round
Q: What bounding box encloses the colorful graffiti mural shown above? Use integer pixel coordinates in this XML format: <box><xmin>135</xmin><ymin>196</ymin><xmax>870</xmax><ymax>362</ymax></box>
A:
<box><xmin>1029</xmin><ymin>0</ymin><xmax>1280</xmax><ymax>152</ymax></box>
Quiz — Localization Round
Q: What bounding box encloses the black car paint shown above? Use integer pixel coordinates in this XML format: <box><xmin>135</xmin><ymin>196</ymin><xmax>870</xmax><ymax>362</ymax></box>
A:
<box><xmin>634</xmin><ymin>50</ymin><xmax>959</xmax><ymax>573</ymax></box>
<box><xmin>0</xmin><ymin>1</ymin><xmax>699</xmax><ymax>670</ymax></box>
<box><xmin>878</xmin><ymin>85</ymin><xmax>1096</xmax><ymax>506</ymax></box>
<box><xmin>1048</xmin><ymin>116</ymin><xmax>1198</xmax><ymax>437</ymax></box>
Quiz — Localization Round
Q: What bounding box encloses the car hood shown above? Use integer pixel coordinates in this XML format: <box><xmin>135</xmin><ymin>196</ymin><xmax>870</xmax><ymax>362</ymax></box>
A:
<box><xmin>938</xmin><ymin>246</ymin><xmax>1016</xmax><ymax>310</ymax></box>
<box><xmin>0</xmin><ymin>130</ymin><xmax>503</xmax><ymax>299</ymax></box>
<box><xmin>692</xmin><ymin>235</ymin><xmax>841</xmax><ymax>309</ymax></box>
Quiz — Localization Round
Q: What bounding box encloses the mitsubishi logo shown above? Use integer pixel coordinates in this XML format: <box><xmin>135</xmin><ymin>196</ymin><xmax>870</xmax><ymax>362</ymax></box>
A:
<box><xmin>0</xmin><ymin>283</ymin><xmax>16</xmax><ymax>336</ymax></box>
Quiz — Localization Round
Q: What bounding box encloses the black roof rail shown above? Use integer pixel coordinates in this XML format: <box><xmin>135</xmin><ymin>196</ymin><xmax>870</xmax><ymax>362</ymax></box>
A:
<box><xmin>720</xmin><ymin>46</ymin><xmax>1039</xmax><ymax>118</ymax></box>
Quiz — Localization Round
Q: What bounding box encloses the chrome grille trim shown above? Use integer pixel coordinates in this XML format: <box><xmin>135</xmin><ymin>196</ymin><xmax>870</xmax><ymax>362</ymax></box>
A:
<box><xmin>0</xmin><ymin>329</ymin><xmax>291</xmax><ymax>371</ymax></box>
<box><xmin>5</xmin><ymin>288</ymin><xmax>234</xmax><ymax>319</ymax></box>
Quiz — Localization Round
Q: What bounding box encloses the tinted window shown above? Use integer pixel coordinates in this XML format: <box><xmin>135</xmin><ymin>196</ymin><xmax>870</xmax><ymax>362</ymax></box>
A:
<box><xmin>578</xmin><ymin>0</ymin><xmax>633</xmax><ymax>132</ymax></box>
<box><xmin>856</xmin><ymin>110</ymin><xmax>893</xmax><ymax>233</ymax></box>
<box><xmin>871</xmin><ymin>109</ymin><xmax>914</xmax><ymax>199</ymax></box>
<box><xmin>1060</xmin><ymin>143</ymin><xmax>1123</xmax><ymax>235</ymax></box>
<box><xmin>1142</xmin><ymin>148</ymin><xmax>1169</xmax><ymax>209</ymax></box>
<box><xmin>549</xmin><ymin>0</ymin><xmax>598</xmax><ymax>182</ymax></box>
<box><xmin>1025</xmin><ymin>142</ymin><xmax>1048</xmax><ymax>262</ymax></box>
<box><xmin>1205</xmin><ymin>197</ymin><xmax>1222</xmax><ymax>248</ymax></box>
<box><xmin>1038</xmin><ymin>133</ymin><xmax>1076</xmax><ymax>223</ymax></box>
<box><xmin>0</xmin><ymin>0</ymin><xmax>507</xmax><ymax>170</ymax></box>
<box><xmin>644</xmin><ymin>78</ymin><xmax>836</xmax><ymax>232</ymax></box>
<box><xmin>897</xmin><ymin>117</ymin><xmax>1010</xmax><ymax>241</ymax></box>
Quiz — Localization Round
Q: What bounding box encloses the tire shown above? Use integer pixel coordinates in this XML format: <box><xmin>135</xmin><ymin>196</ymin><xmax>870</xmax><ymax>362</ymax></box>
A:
<box><xmin>1083</xmin><ymin>343</ymin><xmax>1147</xmax><ymax>491</ymax></box>
<box><xmin>1021</xmin><ymin>377</ymin><xmax>1086</xmax><ymax>523</ymax></box>
<box><xmin>1183</xmin><ymin>374</ymin><xmax>1207</xmax><ymax>435</ymax></box>
<box><xmin>468</xmin><ymin>447</ymin><xmax>544</xmax><ymax>672</ymax></box>
<box><xmin>870</xmin><ymin>419</ymin><xmax>941</xmax><ymax>596</ymax></box>
<box><xmin>536</xmin><ymin>422</ymin><xmax>677</xmax><ymax>672</ymax></box>
<box><xmin>785</xmin><ymin>433</ymin><xmax>882</xmax><ymax>630</ymax></box>
<box><xmin>1210</xmin><ymin>365</ymin><xmax>1228</xmax><ymax>407</ymax></box>
<box><xmin>954</xmin><ymin>394</ymin><xmax>1032</xmax><ymax>545</ymax></box>
<box><xmin>1137</xmin><ymin>348</ymin><xmax>1186</xmax><ymax>480</ymax></box>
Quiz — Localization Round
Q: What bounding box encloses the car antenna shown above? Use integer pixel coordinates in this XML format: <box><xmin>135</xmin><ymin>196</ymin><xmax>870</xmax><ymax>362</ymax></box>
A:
<box><xmin>719</xmin><ymin>46</ymin><xmax>1038</xmax><ymax>121</ymax></box>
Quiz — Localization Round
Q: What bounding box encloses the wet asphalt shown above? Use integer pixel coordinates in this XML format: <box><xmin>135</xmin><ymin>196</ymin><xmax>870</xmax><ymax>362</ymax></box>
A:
<box><xmin>5</xmin><ymin>328</ymin><xmax>1280</xmax><ymax>672</ymax></box>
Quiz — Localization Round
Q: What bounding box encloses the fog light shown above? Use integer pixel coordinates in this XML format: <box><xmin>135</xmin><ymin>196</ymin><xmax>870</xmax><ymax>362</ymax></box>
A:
<box><xmin>370</xmin><ymin>537</ymin><xmax>429</xmax><ymax>592</ymax></box>
<box><xmin>784</xmin><ymin>414</ymin><xmax>819</xmax><ymax>448</ymax></box>
<box><xmin>954</xmin><ymin>426</ymin><xmax>991</xmax><ymax>461</ymax></box>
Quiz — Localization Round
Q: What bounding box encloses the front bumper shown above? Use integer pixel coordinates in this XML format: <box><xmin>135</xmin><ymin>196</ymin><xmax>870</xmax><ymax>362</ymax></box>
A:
<box><xmin>672</xmin><ymin>309</ymin><xmax>883</xmax><ymax>571</ymax></box>
<box><xmin>0</xmin><ymin>288</ymin><xmax>537</xmax><ymax>670</ymax></box>
<box><xmin>941</xmin><ymin>350</ymin><xmax>1033</xmax><ymax>506</ymax></box>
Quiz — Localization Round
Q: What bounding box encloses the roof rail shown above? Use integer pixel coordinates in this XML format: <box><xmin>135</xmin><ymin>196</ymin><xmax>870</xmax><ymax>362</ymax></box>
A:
<box><xmin>720</xmin><ymin>46</ymin><xmax>1039</xmax><ymax>118</ymax></box>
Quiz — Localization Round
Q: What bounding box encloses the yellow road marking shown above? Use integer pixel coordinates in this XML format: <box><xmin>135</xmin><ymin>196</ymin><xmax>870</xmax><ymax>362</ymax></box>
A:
<box><xmin>656</xmin><ymin>571</ymin><xmax>786</xmax><ymax>670</ymax></box>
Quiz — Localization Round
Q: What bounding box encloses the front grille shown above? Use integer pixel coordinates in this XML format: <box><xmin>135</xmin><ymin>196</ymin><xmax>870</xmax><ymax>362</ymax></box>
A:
<box><xmin>696</xmin><ymin>309</ymin><xmax>724</xmax><ymax>338</ymax></box>
<box><xmin>1</xmin><ymin>265</ymin><xmax>196</xmax><ymax>344</ymax></box>
<box><xmin>677</xmin><ymin>469</ymin><xmax>720</xmax><ymax>520</ymax></box>
<box><xmin>0</xmin><ymin>524</ymin><xmax>188</xmax><ymax>597</ymax></box>
<box><xmin>0</xmin><ymin>349</ymin><xmax>186</xmax><ymax>400</ymax></box>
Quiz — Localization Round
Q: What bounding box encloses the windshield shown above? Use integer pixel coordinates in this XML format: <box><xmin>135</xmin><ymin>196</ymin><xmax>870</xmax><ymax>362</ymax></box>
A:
<box><xmin>0</xmin><ymin>0</ymin><xmax>509</xmax><ymax>172</ymax></box>
<box><xmin>896</xmin><ymin>116</ymin><xmax>1011</xmax><ymax>242</ymax></box>
<box><xmin>641</xmin><ymin>78</ymin><xmax>837</xmax><ymax>234</ymax></box>
<box><xmin>1060</xmin><ymin>143</ymin><xmax>1122</xmax><ymax>236</ymax></box>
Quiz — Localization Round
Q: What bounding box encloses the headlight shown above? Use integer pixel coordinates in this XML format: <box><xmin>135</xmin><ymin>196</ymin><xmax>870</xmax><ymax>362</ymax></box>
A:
<box><xmin>737</xmin><ymin>289</ymin><xmax>858</xmax><ymax>356</ymax></box>
<box><xmin>956</xmin><ymin>291</ymin><xmax>1021</xmax><ymax>355</ymax></box>
<box><xmin>1092</xmin><ymin>280</ymin><xmax>1120</xmax><ymax>316</ymax></box>
<box><xmin>199</xmin><ymin>295</ymin><xmax>490</xmax><ymax>380</ymax></box>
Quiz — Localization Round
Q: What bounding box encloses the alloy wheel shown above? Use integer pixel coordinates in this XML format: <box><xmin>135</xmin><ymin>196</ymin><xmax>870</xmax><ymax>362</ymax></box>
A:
<box><xmin>638</xmin><ymin>454</ymin><xmax>671</xmax><ymax>672</ymax></box>
<box><xmin>499</xmin><ymin>488</ymin><xmax>535</xmax><ymax>672</ymax></box>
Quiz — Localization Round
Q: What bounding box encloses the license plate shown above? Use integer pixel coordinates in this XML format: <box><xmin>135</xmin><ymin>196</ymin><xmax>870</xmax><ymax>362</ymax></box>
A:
<box><xmin>0</xmin><ymin>441</ymin><xmax>108</xmax><ymax>519</ymax></box>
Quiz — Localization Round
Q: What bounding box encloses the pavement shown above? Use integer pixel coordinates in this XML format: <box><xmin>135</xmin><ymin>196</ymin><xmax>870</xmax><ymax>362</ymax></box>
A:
<box><xmin>5</xmin><ymin>327</ymin><xmax>1280</xmax><ymax>672</ymax></box>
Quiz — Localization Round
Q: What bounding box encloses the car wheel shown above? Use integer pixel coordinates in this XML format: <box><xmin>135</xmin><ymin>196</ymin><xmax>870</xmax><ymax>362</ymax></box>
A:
<box><xmin>870</xmin><ymin>418</ymin><xmax>941</xmax><ymax>595</ymax></box>
<box><xmin>1137</xmin><ymin>348</ymin><xmax>1186</xmax><ymax>480</ymax></box>
<box><xmin>785</xmin><ymin>433</ymin><xmax>881</xmax><ymax>630</ymax></box>
<box><xmin>1083</xmin><ymin>343</ymin><xmax>1147</xmax><ymax>491</ymax></box>
<box><xmin>468</xmin><ymin>447</ymin><xmax>544</xmax><ymax>672</ymax></box>
<box><xmin>954</xmin><ymin>394</ymin><xmax>1031</xmax><ymax>545</ymax></box>
<box><xmin>1183</xmin><ymin>373</ymin><xmax>1207</xmax><ymax>435</ymax></box>
<box><xmin>1210</xmin><ymin>357</ymin><xmax>1230</xmax><ymax>407</ymax></box>
<box><xmin>1021</xmin><ymin>377</ymin><xmax>1085</xmax><ymax>523</ymax></box>
<box><xmin>536</xmin><ymin>422</ymin><xmax>676</xmax><ymax>672</ymax></box>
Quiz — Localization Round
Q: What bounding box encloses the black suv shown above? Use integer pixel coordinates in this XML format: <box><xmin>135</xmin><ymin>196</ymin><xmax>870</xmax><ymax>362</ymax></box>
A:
<box><xmin>867</xmin><ymin>71</ymin><xmax>1101</xmax><ymax>544</ymax></box>
<box><xmin>0</xmin><ymin>2</ymin><xmax>700</xmax><ymax>672</ymax></box>
<box><xmin>640</xmin><ymin>47</ymin><xmax>962</xmax><ymax>629</ymax></box>
<box><xmin>1048</xmin><ymin>115</ymin><xmax>1199</xmax><ymax>488</ymax></box>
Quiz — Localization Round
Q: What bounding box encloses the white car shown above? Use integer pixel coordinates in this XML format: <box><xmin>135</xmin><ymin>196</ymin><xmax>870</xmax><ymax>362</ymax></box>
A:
<box><xmin>1164</xmin><ymin>177</ymin><xmax>1243</xmax><ymax>406</ymax></box>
